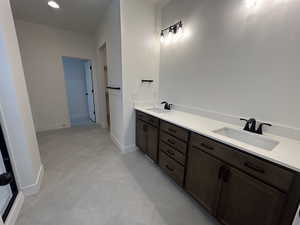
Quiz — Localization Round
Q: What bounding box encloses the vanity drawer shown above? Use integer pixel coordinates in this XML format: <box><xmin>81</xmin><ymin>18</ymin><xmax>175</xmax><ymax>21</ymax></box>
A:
<box><xmin>190</xmin><ymin>132</ymin><xmax>294</xmax><ymax>192</ymax></box>
<box><xmin>136</xmin><ymin>110</ymin><xmax>159</xmax><ymax>127</ymax></box>
<box><xmin>160</xmin><ymin>131</ymin><xmax>187</xmax><ymax>155</ymax></box>
<box><xmin>160</xmin><ymin>121</ymin><xmax>189</xmax><ymax>141</ymax></box>
<box><xmin>159</xmin><ymin>151</ymin><xmax>185</xmax><ymax>186</ymax></box>
<box><xmin>159</xmin><ymin>141</ymin><xmax>186</xmax><ymax>165</ymax></box>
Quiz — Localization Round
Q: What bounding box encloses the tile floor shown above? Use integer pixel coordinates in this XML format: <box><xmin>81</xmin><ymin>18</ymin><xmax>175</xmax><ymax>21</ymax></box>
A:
<box><xmin>16</xmin><ymin>125</ymin><xmax>219</xmax><ymax>225</ymax></box>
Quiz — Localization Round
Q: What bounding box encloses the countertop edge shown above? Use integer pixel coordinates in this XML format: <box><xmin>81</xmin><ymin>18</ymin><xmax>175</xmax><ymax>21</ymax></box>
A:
<box><xmin>135</xmin><ymin>107</ymin><xmax>300</xmax><ymax>173</ymax></box>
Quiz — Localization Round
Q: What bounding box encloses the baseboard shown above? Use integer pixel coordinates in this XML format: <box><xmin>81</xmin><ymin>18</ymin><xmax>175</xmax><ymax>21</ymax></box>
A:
<box><xmin>110</xmin><ymin>133</ymin><xmax>136</xmax><ymax>154</ymax></box>
<box><xmin>21</xmin><ymin>165</ymin><xmax>44</xmax><ymax>196</ymax></box>
<box><xmin>4</xmin><ymin>192</ymin><xmax>24</xmax><ymax>225</ymax></box>
<box><xmin>110</xmin><ymin>133</ymin><xmax>123</xmax><ymax>151</ymax></box>
<box><xmin>98</xmin><ymin>121</ymin><xmax>108</xmax><ymax>129</ymax></box>
<box><xmin>122</xmin><ymin>144</ymin><xmax>137</xmax><ymax>153</ymax></box>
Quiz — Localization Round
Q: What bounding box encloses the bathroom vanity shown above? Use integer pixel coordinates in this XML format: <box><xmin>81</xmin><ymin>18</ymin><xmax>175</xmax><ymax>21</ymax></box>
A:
<box><xmin>135</xmin><ymin>108</ymin><xmax>300</xmax><ymax>225</ymax></box>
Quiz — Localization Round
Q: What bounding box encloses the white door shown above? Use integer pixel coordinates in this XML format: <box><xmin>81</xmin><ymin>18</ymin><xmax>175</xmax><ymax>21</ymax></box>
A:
<box><xmin>0</xmin><ymin>151</ymin><xmax>12</xmax><ymax>218</ymax></box>
<box><xmin>84</xmin><ymin>61</ymin><xmax>96</xmax><ymax>122</ymax></box>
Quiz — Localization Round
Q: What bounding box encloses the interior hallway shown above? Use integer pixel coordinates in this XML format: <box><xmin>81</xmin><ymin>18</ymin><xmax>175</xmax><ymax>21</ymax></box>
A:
<box><xmin>15</xmin><ymin>125</ymin><xmax>219</xmax><ymax>225</ymax></box>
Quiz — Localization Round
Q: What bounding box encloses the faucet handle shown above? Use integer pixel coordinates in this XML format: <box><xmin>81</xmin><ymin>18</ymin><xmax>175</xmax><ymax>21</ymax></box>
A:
<box><xmin>240</xmin><ymin>118</ymin><xmax>249</xmax><ymax>122</ymax></box>
<box><xmin>240</xmin><ymin>118</ymin><xmax>250</xmax><ymax>131</ymax></box>
<box><xmin>256</xmin><ymin>123</ymin><xmax>272</xmax><ymax>135</ymax></box>
<box><xmin>161</xmin><ymin>101</ymin><xmax>172</xmax><ymax>110</ymax></box>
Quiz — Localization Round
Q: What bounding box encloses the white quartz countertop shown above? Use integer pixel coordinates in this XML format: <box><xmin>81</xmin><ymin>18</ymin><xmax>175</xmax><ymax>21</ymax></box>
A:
<box><xmin>135</xmin><ymin>106</ymin><xmax>300</xmax><ymax>173</ymax></box>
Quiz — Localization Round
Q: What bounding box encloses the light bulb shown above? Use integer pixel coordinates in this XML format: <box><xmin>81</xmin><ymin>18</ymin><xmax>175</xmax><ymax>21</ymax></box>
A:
<box><xmin>48</xmin><ymin>1</ymin><xmax>60</xmax><ymax>9</ymax></box>
<box><xmin>166</xmin><ymin>28</ymin><xmax>173</xmax><ymax>44</ymax></box>
<box><xmin>178</xmin><ymin>26</ymin><xmax>183</xmax><ymax>35</ymax></box>
<box><xmin>160</xmin><ymin>31</ymin><xmax>164</xmax><ymax>43</ymax></box>
<box><xmin>177</xmin><ymin>22</ymin><xmax>183</xmax><ymax>39</ymax></box>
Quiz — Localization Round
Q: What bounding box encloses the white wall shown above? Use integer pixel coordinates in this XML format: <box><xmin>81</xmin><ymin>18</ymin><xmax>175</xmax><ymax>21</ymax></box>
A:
<box><xmin>120</xmin><ymin>0</ymin><xmax>161</xmax><ymax>150</ymax></box>
<box><xmin>15</xmin><ymin>20</ymin><xmax>97</xmax><ymax>132</ymax></box>
<box><xmin>0</xmin><ymin>0</ymin><xmax>43</xmax><ymax>194</ymax></box>
<box><xmin>62</xmin><ymin>57</ymin><xmax>89</xmax><ymax>125</ymax></box>
<box><xmin>95</xmin><ymin>0</ymin><xmax>125</xmax><ymax>150</ymax></box>
<box><xmin>160</xmin><ymin>0</ymin><xmax>300</xmax><ymax>138</ymax></box>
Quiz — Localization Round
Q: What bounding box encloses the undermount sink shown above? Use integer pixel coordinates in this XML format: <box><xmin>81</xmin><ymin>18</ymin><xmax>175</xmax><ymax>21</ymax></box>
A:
<box><xmin>146</xmin><ymin>107</ymin><xmax>169</xmax><ymax>113</ymax></box>
<box><xmin>213</xmin><ymin>127</ymin><xmax>279</xmax><ymax>151</ymax></box>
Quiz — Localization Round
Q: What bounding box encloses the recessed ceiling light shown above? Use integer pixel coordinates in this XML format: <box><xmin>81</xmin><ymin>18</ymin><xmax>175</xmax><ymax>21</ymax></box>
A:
<box><xmin>48</xmin><ymin>1</ymin><xmax>60</xmax><ymax>9</ymax></box>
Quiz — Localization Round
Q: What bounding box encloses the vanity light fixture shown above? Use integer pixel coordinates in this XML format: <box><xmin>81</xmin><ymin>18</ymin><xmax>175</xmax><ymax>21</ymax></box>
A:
<box><xmin>177</xmin><ymin>21</ymin><xmax>183</xmax><ymax>35</ymax></box>
<box><xmin>160</xmin><ymin>21</ymin><xmax>183</xmax><ymax>44</ymax></box>
<box><xmin>48</xmin><ymin>1</ymin><xmax>60</xmax><ymax>9</ymax></box>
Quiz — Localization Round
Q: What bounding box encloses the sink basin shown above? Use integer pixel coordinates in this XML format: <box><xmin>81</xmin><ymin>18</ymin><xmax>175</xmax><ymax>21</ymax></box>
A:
<box><xmin>213</xmin><ymin>127</ymin><xmax>279</xmax><ymax>151</ymax></box>
<box><xmin>146</xmin><ymin>107</ymin><xmax>169</xmax><ymax>113</ymax></box>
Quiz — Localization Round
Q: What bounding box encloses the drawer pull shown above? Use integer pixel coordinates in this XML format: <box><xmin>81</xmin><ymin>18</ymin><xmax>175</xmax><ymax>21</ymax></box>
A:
<box><xmin>166</xmin><ymin>150</ymin><xmax>175</xmax><ymax>156</ymax></box>
<box><xmin>168</xmin><ymin>128</ymin><xmax>177</xmax><ymax>133</ymax></box>
<box><xmin>167</xmin><ymin>139</ymin><xmax>176</xmax><ymax>145</ymax></box>
<box><xmin>244</xmin><ymin>162</ymin><xmax>265</xmax><ymax>174</ymax></box>
<box><xmin>166</xmin><ymin>165</ymin><xmax>174</xmax><ymax>172</ymax></box>
<box><xmin>201</xmin><ymin>143</ymin><xmax>214</xmax><ymax>150</ymax></box>
<box><xmin>192</xmin><ymin>144</ymin><xmax>214</xmax><ymax>151</ymax></box>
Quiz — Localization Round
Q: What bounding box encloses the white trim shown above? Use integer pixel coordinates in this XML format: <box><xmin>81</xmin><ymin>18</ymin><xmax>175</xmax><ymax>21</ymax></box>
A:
<box><xmin>4</xmin><ymin>192</ymin><xmax>24</xmax><ymax>225</ymax></box>
<box><xmin>98</xmin><ymin>121</ymin><xmax>107</xmax><ymax>129</ymax></box>
<box><xmin>110</xmin><ymin>133</ymin><xmax>136</xmax><ymax>154</ymax></box>
<box><xmin>110</xmin><ymin>133</ymin><xmax>122</xmax><ymax>150</ymax></box>
<box><xmin>21</xmin><ymin>165</ymin><xmax>44</xmax><ymax>196</ymax></box>
<box><xmin>122</xmin><ymin>144</ymin><xmax>137</xmax><ymax>154</ymax></box>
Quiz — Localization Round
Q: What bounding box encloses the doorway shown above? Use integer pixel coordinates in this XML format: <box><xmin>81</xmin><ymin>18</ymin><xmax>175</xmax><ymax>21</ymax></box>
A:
<box><xmin>62</xmin><ymin>57</ymin><xmax>96</xmax><ymax>126</ymax></box>
<box><xmin>0</xmin><ymin>125</ymin><xmax>18</xmax><ymax>222</ymax></box>
<box><xmin>99</xmin><ymin>44</ymin><xmax>110</xmax><ymax>130</ymax></box>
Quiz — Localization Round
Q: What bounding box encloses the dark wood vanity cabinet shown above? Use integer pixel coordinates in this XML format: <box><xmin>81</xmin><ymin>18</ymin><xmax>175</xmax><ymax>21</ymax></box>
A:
<box><xmin>135</xmin><ymin>110</ymin><xmax>300</xmax><ymax>225</ymax></box>
<box><xmin>158</xmin><ymin>121</ymin><xmax>189</xmax><ymax>186</ymax></box>
<box><xmin>136</xmin><ymin>111</ymin><xmax>159</xmax><ymax>162</ymax></box>
<box><xmin>185</xmin><ymin>146</ymin><xmax>223</xmax><ymax>214</ymax></box>
<box><xmin>185</xmin><ymin>146</ymin><xmax>286</xmax><ymax>225</ymax></box>
<box><xmin>216</xmin><ymin>166</ymin><xmax>286</xmax><ymax>225</ymax></box>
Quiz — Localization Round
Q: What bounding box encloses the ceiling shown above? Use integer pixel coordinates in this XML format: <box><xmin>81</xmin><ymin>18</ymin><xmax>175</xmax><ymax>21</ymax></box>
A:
<box><xmin>10</xmin><ymin>0</ymin><xmax>112</xmax><ymax>34</ymax></box>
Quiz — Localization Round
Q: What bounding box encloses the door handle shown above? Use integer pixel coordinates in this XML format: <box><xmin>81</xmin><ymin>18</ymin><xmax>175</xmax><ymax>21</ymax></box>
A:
<box><xmin>0</xmin><ymin>173</ymin><xmax>13</xmax><ymax>186</ymax></box>
<box><xmin>223</xmin><ymin>168</ymin><xmax>231</xmax><ymax>183</ymax></box>
<box><xmin>218</xmin><ymin>165</ymin><xmax>226</xmax><ymax>179</ymax></box>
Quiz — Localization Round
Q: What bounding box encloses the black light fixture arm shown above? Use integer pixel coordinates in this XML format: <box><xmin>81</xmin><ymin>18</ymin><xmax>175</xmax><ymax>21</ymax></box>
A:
<box><xmin>161</xmin><ymin>21</ymin><xmax>182</xmax><ymax>33</ymax></box>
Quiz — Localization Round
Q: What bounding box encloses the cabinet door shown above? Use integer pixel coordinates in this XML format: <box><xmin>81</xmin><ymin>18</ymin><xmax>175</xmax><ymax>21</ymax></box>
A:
<box><xmin>146</xmin><ymin>125</ymin><xmax>158</xmax><ymax>162</ymax></box>
<box><xmin>185</xmin><ymin>146</ymin><xmax>223</xmax><ymax>214</ymax></box>
<box><xmin>136</xmin><ymin>119</ymin><xmax>146</xmax><ymax>153</ymax></box>
<box><xmin>217</xmin><ymin>167</ymin><xmax>286</xmax><ymax>225</ymax></box>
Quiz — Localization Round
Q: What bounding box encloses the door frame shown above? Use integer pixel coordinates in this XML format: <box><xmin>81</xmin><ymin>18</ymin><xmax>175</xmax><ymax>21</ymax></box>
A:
<box><xmin>61</xmin><ymin>56</ymin><xmax>97</xmax><ymax>125</ymax></box>
<box><xmin>0</xmin><ymin>125</ymin><xmax>18</xmax><ymax>222</ymax></box>
<box><xmin>98</xmin><ymin>43</ymin><xmax>110</xmax><ymax>129</ymax></box>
